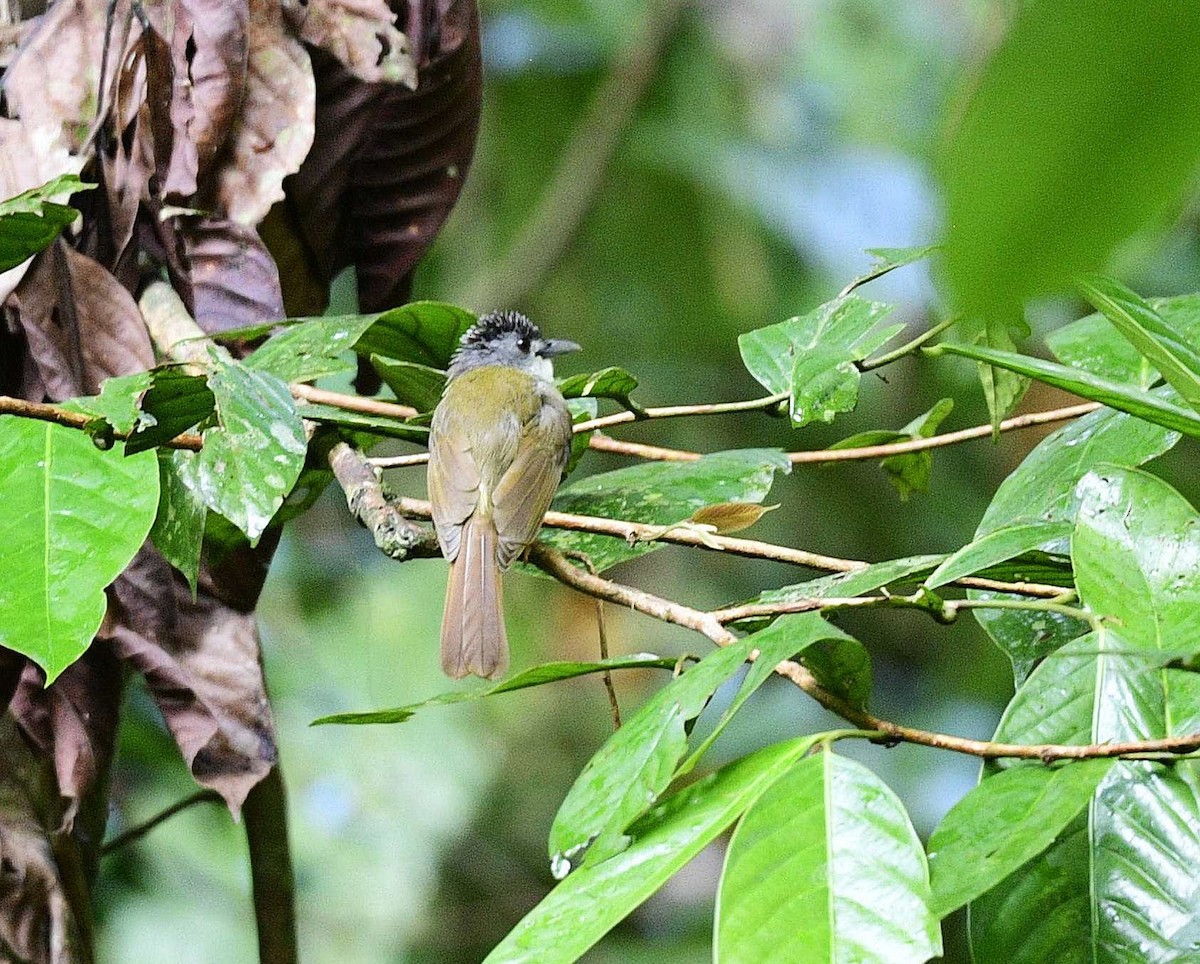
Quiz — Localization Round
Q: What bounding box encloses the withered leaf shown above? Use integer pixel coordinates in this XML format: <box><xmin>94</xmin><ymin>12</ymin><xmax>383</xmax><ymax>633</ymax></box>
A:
<box><xmin>690</xmin><ymin>502</ymin><xmax>778</xmax><ymax>534</ymax></box>
<box><xmin>183</xmin><ymin>217</ymin><xmax>285</xmax><ymax>333</ymax></box>
<box><xmin>214</xmin><ymin>0</ymin><xmax>315</xmax><ymax>227</ymax></box>
<box><xmin>283</xmin><ymin>0</ymin><xmax>417</xmax><ymax>86</ymax></box>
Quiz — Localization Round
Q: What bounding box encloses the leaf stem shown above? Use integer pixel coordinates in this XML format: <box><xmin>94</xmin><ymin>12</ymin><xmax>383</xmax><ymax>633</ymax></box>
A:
<box><xmin>101</xmin><ymin>790</ymin><xmax>224</xmax><ymax>855</ymax></box>
<box><xmin>859</xmin><ymin>316</ymin><xmax>958</xmax><ymax>371</ymax></box>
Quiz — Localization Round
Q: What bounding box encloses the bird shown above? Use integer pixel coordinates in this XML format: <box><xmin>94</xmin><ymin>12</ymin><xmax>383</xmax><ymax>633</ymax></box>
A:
<box><xmin>427</xmin><ymin>311</ymin><xmax>580</xmax><ymax>679</ymax></box>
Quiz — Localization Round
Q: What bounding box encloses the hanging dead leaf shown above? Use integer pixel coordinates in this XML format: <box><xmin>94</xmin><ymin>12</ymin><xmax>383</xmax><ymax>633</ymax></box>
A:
<box><xmin>182</xmin><ymin>216</ymin><xmax>284</xmax><ymax>333</ymax></box>
<box><xmin>106</xmin><ymin>546</ymin><xmax>279</xmax><ymax>813</ymax></box>
<box><xmin>213</xmin><ymin>0</ymin><xmax>315</xmax><ymax>227</ymax></box>
<box><xmin>689</xmin><ymin>502</ymin><xmax>779</xmax><ymax>534</ymax></box>
<box><xmin>283</xmin><ymin>0</ymin><xmax>417</xmax><ymax>87</ymax></box>
<box><xmin>8</xmin><ymin>243</ymin><xmax>154</xmax><ymax>399</ymax></box>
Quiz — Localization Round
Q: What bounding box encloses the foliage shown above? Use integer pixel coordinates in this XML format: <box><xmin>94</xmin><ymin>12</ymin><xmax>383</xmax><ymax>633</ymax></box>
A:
<box><xmin>3</xmin><ymin>3</ymin><xmax>1200</xmax><ymax>964</ymax></box>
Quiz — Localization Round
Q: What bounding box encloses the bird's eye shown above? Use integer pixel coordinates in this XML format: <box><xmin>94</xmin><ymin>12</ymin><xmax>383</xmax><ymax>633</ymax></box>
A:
<box><xmin>517</xmin><ymin>337</ymin><xmax>531</xmax><ymax>352</ymax></box>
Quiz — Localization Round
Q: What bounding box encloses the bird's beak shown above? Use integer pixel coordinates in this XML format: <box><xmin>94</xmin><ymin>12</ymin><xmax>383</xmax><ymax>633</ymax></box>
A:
<box><xmin>539</xmin><ymin>338</ymin><xmax>581</xmax><ymax>357</ymax></box>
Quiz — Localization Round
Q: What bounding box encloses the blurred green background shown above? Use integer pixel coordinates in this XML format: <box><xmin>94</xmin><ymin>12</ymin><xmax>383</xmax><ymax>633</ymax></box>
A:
<box><xmin>95</xmin><ymin>0</ymin><xmax>1200</xmax><ymax>960</ymax></box>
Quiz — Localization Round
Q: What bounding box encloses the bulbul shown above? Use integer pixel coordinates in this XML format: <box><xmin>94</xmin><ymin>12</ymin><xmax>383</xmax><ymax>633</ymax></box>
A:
<box><xmin>428</xmin><ymin>311</ymin><xmax>580</xmax><ymax>679</ymax></box>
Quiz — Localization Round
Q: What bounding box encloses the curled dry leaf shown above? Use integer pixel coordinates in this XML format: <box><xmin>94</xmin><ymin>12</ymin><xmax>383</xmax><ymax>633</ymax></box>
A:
<box><xmin>1</xmin><ymin>0</ymin><xmax>135</xmax><ymax>155</ymax></box>
<box><xmin>690</xmin><ymin>501</ymin><xmax>779</xmax><ymax>534</ymax></box>
<box><xmin>181</xmin><ymin>216</ymin><xmax>285</xmax><ymax>333</ymax></box>
<box><xmin>7</xmin><ymin>243</ymin><xmax>155</xmax><ymax>399</ymax></box>
<box><xmin>283</xmin><ymin>0</ymin><xmax>417</xmax><ymax>87</ymax></box>
<box><xmin>107</xmin><ymin>548</ymin><xmax>278</xmax><ymax>813</ymax></box>
<box><xmin>214</xmin><ymin>0</ymin><xmax>315</xmax><ymax>227</ymax></box>
<box><xmin>268</xmin><ymin>0</ymin><xmax>481</xmax><ymax>313</ymax></box>
<box><xmin>0</xmin><ymin>718</ymin><xmax>87</xmax><ymax>964</ymax></box>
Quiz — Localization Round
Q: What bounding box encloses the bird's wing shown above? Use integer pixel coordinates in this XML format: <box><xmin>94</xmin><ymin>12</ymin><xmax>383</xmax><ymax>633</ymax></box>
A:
<box><xmin>428</xmin><ymin>403</ymin><xmax>482</xmax><ymax>561</ymax></box>
<box><xmin>491</xmin><ymin>391</ymin><xmax>573</xmax><ymax>569</ymax></box>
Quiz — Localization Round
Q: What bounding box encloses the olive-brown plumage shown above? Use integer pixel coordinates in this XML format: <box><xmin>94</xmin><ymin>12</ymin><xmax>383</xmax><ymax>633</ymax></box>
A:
<box><xmin>428</xmin><ymin>313</ymin><xmax>577</xmax><ymax>679</ymax></box>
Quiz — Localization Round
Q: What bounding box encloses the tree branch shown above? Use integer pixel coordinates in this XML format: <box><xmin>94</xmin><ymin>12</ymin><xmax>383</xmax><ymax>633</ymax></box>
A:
<box><xmin>527</xmin><ymin>544</ymin><xmax>1200</xmax><ymax>763</ymax></box>
<box><xmin>0</xmin><ymin>395</ymin><xmax>204</xmax><ymax>450</ymax></box>
<box><xmin>387</xmin><ymin>494</ymin><xmax>1066</xmax><ymax>598</ymax></box>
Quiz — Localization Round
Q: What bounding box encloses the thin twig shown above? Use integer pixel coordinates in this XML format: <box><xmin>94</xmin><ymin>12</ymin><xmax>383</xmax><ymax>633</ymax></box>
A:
<box><xmin>291</xmin><ymin>384</ymin><xmax>418</xmax><ymax>420</ymax></box>
<box><xmin>859</xmin><ymin>316</ymin><xmax>958</xmax><ymax>372</ymax></box>
<box><xmin>527</xmin><ymin>544</ymin><xmax>1200</xmax><ymax>762</ymax></box>
<box><xmin>386</xmin><ymin>495</ymin><xmax>1065</xmax><ymax>598</ymax></box>
<box><xmin>564</xmin><ymin>550</ymin><xmax>621</xmax><ymax>729</ymax></box>
<box><xmin>0</xmin><ymin>395</ymin><xmax>204</xmax><ymax>450</ymax></box>
<box><xmin>572</xmin><ymin>393</ymin><xmax>788</xmax><ymax>435</ymax></box>
<box><xmin>101</xmin><ymin>790</ymin><xmax>224</xmax><ymax>855</ymax></box>
<box><xmin>460</xmin><ymin>0</ymin><xmax>689</xmax><ymax>309</ymax></box>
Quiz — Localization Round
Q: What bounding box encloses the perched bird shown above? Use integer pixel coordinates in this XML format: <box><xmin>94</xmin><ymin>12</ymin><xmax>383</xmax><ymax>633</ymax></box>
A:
<box><xmin>427</xmin><ymin>311</ymin><xmax>580</xmax><ymax>679</ymax></box>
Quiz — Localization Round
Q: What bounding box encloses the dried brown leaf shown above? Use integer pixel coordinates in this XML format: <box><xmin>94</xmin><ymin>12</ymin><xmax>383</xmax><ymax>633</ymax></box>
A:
<box><xmin>272</xmin><ymin>0</ymin><xmax>481</xmax><ymax>311</ymax></box>
<box><xmin>283</xmin><ymin>0</ymin><xmax>417</xmax><ymax>86</ymax></box>
<box><xmin>0</xmin><ymin>715</ymin><xmax>87</xmax><ymax>964</ymax></box>
<box><xmin>182</xmin><ymin>216</ymin><xmax>284</xmax><ymax>333</ymax></box>
<box><xmin>214</xmin><ymin>0</ymin><xmax>315</xmax><ymax>227</ymax></box>
<box><xmin>2</xmin><ymin>0</ymin><xmax>135</xmax><ymax>154</ymax></box>
<box><xmin>106</xmin><ymin>547</ymin><xmax>278</xmax><ymax>813</ymax></box>
<box><xmin>689</xmin><ymin>501</ymin><xmax>778</xmax><ymax>534</ymax></box>
<box><xmin>8</xmin><ymin>243</ymin><xmax>154</xmax><ymax>399</ymax></box>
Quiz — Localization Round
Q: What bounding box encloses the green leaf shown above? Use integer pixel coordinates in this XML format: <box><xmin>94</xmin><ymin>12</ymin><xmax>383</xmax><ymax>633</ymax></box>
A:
<box><xmin>542</xmin><ymin>449</ymin><xmax>789</xmax><ymax>571</ymax></box>
<box><xmin>177</xmin><ymin>360</ymin><xmax>307</xmax><ymax>543</ymax></box>
<box><xmin>834</xmin><ymin>398</ymin><xmax>954</xmax><ymax>499</ymax></box>
<box><xmin>679</xmin><ymin>613</ymin><xmax>869</xmax><ymax>777</ymax></box>
<box><xmin>125</xmin><ymin>369</ymin><xmax>216</xmax><ymax>454</ymax></box>
<box><xmin>311</xmin><ymin>654</ymin><xmax>678</xmax><ymax>725</ymax></box>
<box><xmin>934</xmin><ymin>341</ymin><xmax>1200</xmax><ymax>438</ymax></box>
<box><xmin>716</xmin><ymin>752</ymin><xmax>941</xmax><ymax>964</ymax></box>
<box><xmin>1047</xmin><ymin>293</ymin><xmax>1200</xmax><ymax>388</ymax></box>
<box><xmin>368</xmin><ymin>355</ymin><xmax>446</xmax><ymax>412</ymax></box>
<box><xmin>925</xmin><ymin>521</ymin><xmax>1073</xmax><ymax>590</ymax></box>
<box><xmin>927</xmin><ymin>759</ymin><xmax>1114</xmax><ymax>918</ymax></box>
<box><xmin>0</xmin><ymin>175</ymin><xmax>93</xmax><ymax>271</ymax></box>
<box><xmin>245</xmin><ymin>314</ymin><xmax>380</xmax><ymax>383</ymax></box>
<box><xmin>939</xmin><ymin>2</ymin><xmax>1200</xmax><ymax>323</ymax></box>
<box><xmin>1073</xmin><ymin>468</ymin><xmax>1200</xmax><ymax>656</ymax></box>
<box><xmin>557</xmin><ymin>366</ymin><xmax>639</xmax><ymax>405</ymax></box>
<box><xmin>861</xmin><ymin>243</ymin><xmax>941</xmax><ymax>276</ymax></box>
<box><xmin>63</xmin><ymin>373</ymin><xmax>152</xmax><ymax>435</ymax></box>
<box><xmin>1078</xmin><ymin>275</ymin><xmax>1200</xmax><ymax>412</ymax></box>
<box><xmin>548</xmin><ymin>637</ymin><xmax>761</xmax><ymax>874</ymax></box>
<box><xmin>352</xmin><ymin>301</ymin><xmax>476</xmax><ymax>369</ymax></box>
<box><xmin>150</xmin><ymin>450</ymin><xmax>206</xmax><ymax>596</ymax></box>
<box><xmin>970</xmin><ymin>401</ymin><xmax>1178</xmax><ymax>681</ymax></box>
<box><xmin>738</xmin><ymin>297</ymin><xmax>904</xmax><ymax>427</ymax></box>
<box><xmin>969</xmin><ymin>632</ymin><xmax>1200</xmax><ymax>963</ymax></box>
<box><xmin>564</xmin><ymin>398</ymin><xmax>597</xmax><ymax>476</ymax></box>
<box><xmin>0</xmin><ymin>418</ymin><xmax>159</xmax><ymax>680</ymax></box>
<box><xmin>483</xmin><ymin>733</ymin><xmax>830</xmax><ymax>964</ymax></box>
<box><xmin>294</xmin><ymin>402</ymin><xmax>430</xmax><ymax>444</ymax></box>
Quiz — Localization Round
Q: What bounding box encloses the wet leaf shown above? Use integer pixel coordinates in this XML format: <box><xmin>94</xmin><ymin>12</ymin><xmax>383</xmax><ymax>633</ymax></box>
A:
<box><xmin>969</xmin><ymin>396</ymin><xmax>1178</xmax><ymax>681</ymax></box>
<box><xmin>124</xmin><ymin>369</ymin><xmax>216</xmax><ymax>454</ymax></box>
<box><xmin>353</xmin><ymin>301</ymin><xmax>477</xmax><ymax>369</ymax></box>
<box><xmin>1078</xmin><ymin>275</ymin><xmax>1200</xmax><ymax>412</ymax></box>
<box><xmin>484</xmin><ymin>734</ymin><xmax>828</xmax><ymax>964</ymax></box>
<box><xmin>283</xmin><ymin>0</ymin><xmax>417</xmax><ymax>86</ymax></box>
<box><xmin>543</xmin><ymin>449</ymin><xmax>790</xmax><ymax>571</ymax></box>
<box><xmin>294</xmin><ymin>402</ymin><xmax>430</xmax><ymax>443</ymax></box>
<box><xmin>738</xmin><ymin>296</ymin><xmax>903</xmax><ymax>427</ymax></box>
<box><xmin>928</xmin><ymin>759</ymin><xmax>1114</xmax><ymax>917</ymax></box>
<box><xmin>934</xmin><ymin>341</ymin><xmax>1200</xmax><ymax>439</ymax></box>
<box><xmin>1073</xmin><ymin>468</ymin><xmax>1200</xmax><ymax>655</ymax></box>
<box><xmin>177</xmin><ymin>359</ymin><xmax>307</xmax><ymax>542</ymax></box>
<box><xmin>0</xmin><ymin>418</ymin><xmax>159</xmax><ymax>681</ymax></box>
<box><xmin>312</xmin><ymin>654</ymin><xmax>678</xmax><ymax>725</ymax></box>
<box><xmin>969</xmin><ymin>632</ymin><xmax>1200</xmax><ymax>963</ymax></box>
<box><xmin>1047</xmin><ymin>293</ymin><xmax>1200</xmax><ymax>388</ymax></box>
<box><xmin>246</xmin><ymin>314</ymin><xmax>380</xmax><ymax>383</ymax></box>
<box><xmin>926</xmin><ymin>521</ymin><xmax>1073</xmax><ymax>590</ymax></box>
<box><xmin>0</xmin><ymin>175</ymin><xmax>92</xmax><ymax>272</ymax></box>
<box><xmin>548</xmin><ymin>637</ymin><xmax>760</xmax><ymax>874</ymax></box>
<box><xmin>716</xmin><ymin>753</ymin><xmax>941</xmax><ymax>964</ymax></box>
<box><xmin>369</xmin><ymin>356</ymin><xmax>447</xmax><ymax>412</ymax></box>
<box><xmin>151</xmin><ymin>450</ymin><xmax>207</xmax><ymax>595</ymax></box>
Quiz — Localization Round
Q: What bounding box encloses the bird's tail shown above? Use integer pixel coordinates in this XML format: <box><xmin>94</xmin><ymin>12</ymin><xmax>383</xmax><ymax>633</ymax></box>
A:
<box><xmin>441</xmin><ymin>514</ymin><xmax>509</xmax><ymax>679</ymax></box>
